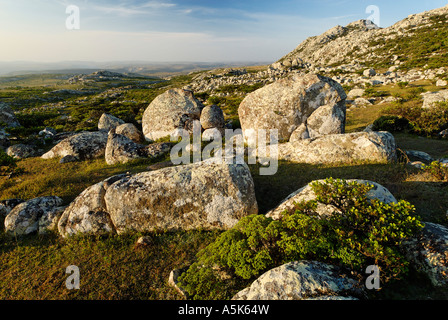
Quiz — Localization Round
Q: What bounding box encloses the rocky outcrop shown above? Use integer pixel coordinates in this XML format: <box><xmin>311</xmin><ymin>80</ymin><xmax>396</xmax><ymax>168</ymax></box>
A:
<box><xmin>0</xmin><ymin>102</ymin><xmax>20</xmax><ymax>128</ymax></box>
<box><xmin>276</xmin><ymin>131</ymin><xmax>397</xmax><ymax>164</ymax></box>
<box><xmin>238</xmin><ymin>73</ymin><xmax>346</xmax><ymax>143</ymax></box>
<box><xmin>232</xmin><ymin>260</ymin><xmax>361</xmax><ymax>300</ymax></box>
<box><xmin>142</xmin><ymin>88</ymin><xmax>204</xmax><ymax>141</ymax></box>
<box><xmin>98</xmin><ymin>113</ymin><xmax>125</xmax><ymax>131</ymax></box>
<box><xmin>403</xmin><ymin>222</ymin><xmax>448</xmax><ymax>287</ymax></box>
<box><xmin>104</xmin><ymin>160</ymin><xmax>258</xmax><ymax>234</ymax></box>
<box><xmin>266</xmin><ymin>179</ymin><xmax>397</xmax><ymax>220</ymax></box>
<box><xmin>4</xmin><ymin>196</ymin><xmax>63</xmax><ymax>235</ymax></box>
<box><xmin>41</xmin><ymin>131</ymin><xmax>108</xmax><ymax>161</ymax></box>
<box><xmin>58</xmin><ymin>175</ymin><xmax>128</xmax><ymax>238</ymax></box>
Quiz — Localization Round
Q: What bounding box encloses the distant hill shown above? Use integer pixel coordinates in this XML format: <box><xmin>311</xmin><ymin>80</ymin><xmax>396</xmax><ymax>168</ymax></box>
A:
<box><xmin>0</xmin><ymin>61</ymin><xmax>270</xmax><ymax>77</ymax></box>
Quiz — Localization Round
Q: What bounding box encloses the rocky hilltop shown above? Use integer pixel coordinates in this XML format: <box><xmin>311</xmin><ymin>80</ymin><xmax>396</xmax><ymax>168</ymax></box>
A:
<box><xmin>275</xmin><ymin>5</ymin><xmax>448</xmax><ymax>70</ymax></box>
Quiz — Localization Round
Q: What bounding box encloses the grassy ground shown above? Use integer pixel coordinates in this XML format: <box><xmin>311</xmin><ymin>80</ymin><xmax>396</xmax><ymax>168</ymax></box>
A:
<box><xmin>1</xmin><ymin>76</ymin><xmax>448</xmax><ymax>300</ymax></box>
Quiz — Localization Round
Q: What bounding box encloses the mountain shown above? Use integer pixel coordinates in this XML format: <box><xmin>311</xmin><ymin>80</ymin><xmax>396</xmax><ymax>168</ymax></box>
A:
<box><xmin>274</xmin><ymin>5</ymin><xmax>448</xmax><ymax>72</ymax></box>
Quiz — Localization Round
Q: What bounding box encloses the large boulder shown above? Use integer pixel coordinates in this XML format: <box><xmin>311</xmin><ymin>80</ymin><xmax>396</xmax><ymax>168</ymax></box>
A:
<box><xmin>4</xmin><ymin>196</ymin><xmax>63</xmax><ymax>235</ymax></box>
<box><xmin>403</xmin><ymin>222</ymin><xmax>448</xmax><ymax>287</ymax></box>
<box><xmin>41</xmin><ymin>131</ymin><xmax>108</xmax><ymax>161</ymax></box>
<box><xmin>58</xmin><ymin>175</ymin><xmax>128</xmax><ymax>238</ymax></box>
<box><xmin>277</xmin><ymin>131</ymin><xmax>397</xmax><ymax>164</ymax></box>
<box><xmin>0</xmin><ymin>102</ymin><xmax>20</xmax><ymax>128</ymax></box>
<box><xmin>232</xmin><ymin>260</ymin><xmax>361</xmax><ymax>300</ymax></box>
<box><xmin>104</xmin><ymin>160</ymin><xmax>258</xmax><ymax>234</ymax></box>
<box><xmin>238</xmin><ymin>73</ymin><xmax>346</xmax><ymax>143</ymax></box>
<box><xmin>98</xmin><ymin>113</ymin><xmax>125</xmax><ymax>131</ymax></box>
<box><xmin>142</xmin><ymin>88</ymin><xmax>204</xmax><ymax>141</ymax></box>
<box><xmin>266</xmin><ymin>179</ymin><xmax>397</xmax><ymax>220</ymax></box>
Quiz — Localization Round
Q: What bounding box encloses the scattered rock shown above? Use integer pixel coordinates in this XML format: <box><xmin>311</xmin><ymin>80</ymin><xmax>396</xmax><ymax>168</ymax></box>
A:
<box><xmin>41</xmin><ymin>131</ymin><xmax>108</xmax><ymax>161</ymax></box>
<box><xmin>135</xmin><ymin>236</ymin><xmax>152</xmax><ymax>249</ymax></box>
<box><xmin>169</xmin><ymin>267</ymin><xmax>190</xmax><ymax>298</ymax></box>
<box><xmin>363</xmin><ymin>69</ymin><xmax>376</xmax><ymax>77</ymax></box>
<box><xmin>115</xmin><ymin>123</ymin><xmax>145</xmax><ymax>143</ymax></box>
<box><xmin>421</xmin><ymin>90</ymin><xmax>448</xmax><ymax>109</ymax></box>
<box><xmin>38</xmin><ymin>127</ymin><xmax>57</xmax><ymax>138</ymax></box>
<box><xmin>266</xmin><ymin>179</ymin><xmax>397</xmax><ymax>220</ymax></box>
<box><xmin>6</xmin><ymin>144</ymin><xmax>36</xmax><ymax>159</ymax></box>
<box><xmin>403</xmin><ymin>222</ymin><xmax>448</xmax><ymax>287</ymax></box>
<box><xmin>59</xmin><ymin>155</ymin><xmax>78</xmax><ymax>164</ymax></box>
<box><xmin>347</xmin><ymin>88</ymin><xmax>365</xmax><ymax>99</ymax></box>
<box><xmin>98</xmin><ymin>113</ymin><xmax>125</xmax><ymax>131</ymax></box>
<box><xmin>0</xmin><ymin>102</ymin><xmax>20</xmax><ymax>128</ymax></box>
<box><xmin>4</xmin><ymin>196</ymin><xmax>63</xmax><ymax>235</ymax></box>
<box><xmin>238</xmin><ymin>73</ymin><xmax>346</xmax><ymax>143</ymax></box>
<box><xmin>142</xmin><ymin>88</ymin><xmax>204</xmax><ymax>141</ymax></box>
<box><xmin>436</xmin><ymin>79</ymin><xmax>448</xmax><ymax>87</ymax></box>
<box><xmin>200</xmin><ymin>105</ymin><xmax>225</xmax><ymax>130</ymax></box>
<box><xmin>405</xmin><ymin>150</ymin><xmax>433</xmax><ymax>163</ymax></box>
<box><xmin>232</xmin><ymin>260</ymin><xmax>361</xmax><ymax>300</ymax></box>
<box><xmin>105</xmin><ymin>129</ymin><xmax>147</xmax><ymax>165</ymax></box>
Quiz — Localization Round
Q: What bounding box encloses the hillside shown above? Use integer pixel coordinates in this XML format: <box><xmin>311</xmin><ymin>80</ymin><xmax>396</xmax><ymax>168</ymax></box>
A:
<box><xmin>0</xmin><ymin>5</ymin><xmax>448</xmax><ymax>303</ymax></box>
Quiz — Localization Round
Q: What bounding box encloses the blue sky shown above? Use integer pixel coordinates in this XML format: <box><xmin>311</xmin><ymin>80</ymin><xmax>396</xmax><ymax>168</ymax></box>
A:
<box><xmin>0</xmin><ymin>0</ymin><xmax>446</xmax><ymax>63</ymax></box>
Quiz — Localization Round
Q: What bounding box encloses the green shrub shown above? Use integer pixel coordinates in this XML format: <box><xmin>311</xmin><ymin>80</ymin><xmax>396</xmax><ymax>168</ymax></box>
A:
<box><xmin>372</xmin><ymin>115</ymin><xmax>412</xmax><ymax>132</ymax></box>
<box><xmin>178</xmin><ymin>179</ymin><xmax>424</xmax><ymax>300</ymax></box>
<box><xmin>422</xmin><ymin>161</ymin><xmax>448</xmax><ymax>181</ymax></box>
<box><xmin>0</xmin><ymin>148</ymin><xmax>17</xmax><ymax>175</ymax></box>
<box><xmin>412</xmin><ymin>101</ymin><xmax>448</xmax><ymax>136</ymax></box>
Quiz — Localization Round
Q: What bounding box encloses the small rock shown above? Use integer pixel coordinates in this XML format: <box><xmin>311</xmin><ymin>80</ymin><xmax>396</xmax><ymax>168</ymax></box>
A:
<box><xmin>436</xmin><ymin>79</ymin><xmax>448</xmax><ymax>87</ymax></box>
<box><xmin>6</xmin><ymin>144</ymin><xmax>36</xmax><ymax>159</ymax></box>
<box><xmin>59</xmin><ymin>155</ymin><xmax>79</xmax><ymax>164</ymax></box>
<box><xmin>98</xmin><ymin>113</ymin><xmax>125</xmax><ymax>131</ymax></box>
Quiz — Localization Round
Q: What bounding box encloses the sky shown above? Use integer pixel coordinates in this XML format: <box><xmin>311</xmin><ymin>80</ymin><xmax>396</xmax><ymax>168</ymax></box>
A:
<box><xmin>0</xmin><ymin>0</ymin><xmax>447</xmax><ymax>63</ymax></box>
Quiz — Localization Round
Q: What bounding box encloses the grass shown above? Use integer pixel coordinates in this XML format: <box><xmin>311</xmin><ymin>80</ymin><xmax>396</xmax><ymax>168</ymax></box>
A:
<box><xmin>1</xmin><ymin>70</ymin><xmax>448</xmax><ymax>300</ymax></box>
<box><xmin>0</xmin><ymin>230</ymin><xmax>220</xmax><ymax>300</ymax></box>
<box><xmin>1</xmin><ymin>157</ymin><xmax>447</xmax><ymax>300</ymax></box>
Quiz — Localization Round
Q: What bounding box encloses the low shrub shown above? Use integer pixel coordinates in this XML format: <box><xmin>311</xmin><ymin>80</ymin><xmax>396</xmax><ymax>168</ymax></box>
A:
<box><xmin>422</xmin><ymin>161</ymin><xmax>448</xmax><ymax>181</ymax></box>
<box><xmin>372</xmin><ymin>115</ymin><xmax>412</xmax><ymax>133</ymax></box>
<box><xmin>178</xmin><ymin>178</ymin><xmax>424</xmax><ymax>300</ymax></box>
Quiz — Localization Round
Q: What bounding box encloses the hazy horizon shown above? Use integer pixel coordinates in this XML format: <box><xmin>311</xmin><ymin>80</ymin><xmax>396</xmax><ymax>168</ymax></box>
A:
<box><xmin>0</xmin><ymin>0</ymin><xmax>447</xmax><ymax>65</ymax></box>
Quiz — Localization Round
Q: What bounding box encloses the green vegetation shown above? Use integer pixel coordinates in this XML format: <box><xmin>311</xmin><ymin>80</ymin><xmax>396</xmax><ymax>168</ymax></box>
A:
<box><xmin>178</xmin><ymin>179</ymin><xmax>424</xmax><ymax>300</ymax></box>
<box><xmin>363</xmin><ymin>13</ymin><xmax>448</xmax><ymax>70</ymax></box>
